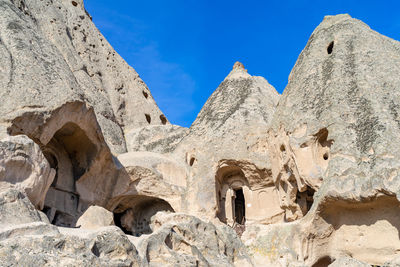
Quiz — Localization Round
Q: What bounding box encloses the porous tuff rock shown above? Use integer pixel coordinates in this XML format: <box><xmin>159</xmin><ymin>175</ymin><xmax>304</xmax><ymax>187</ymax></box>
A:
<box><xmin>0</xmin><ymin>0</ymin><xmax>166</xmax><ymax>154</ymax></box>
<box><xmin>269</xmin><ymin>14</ymin><xmax>400</xmax><ymax>221</ymax></box>
<box><xmin>0</xmin><ymin>187</ymin><xmax>50</xmax><ymax>227</ymax></box>
<box><xmin>76</xmin><ymin>205</ymin><xmax>114</xmax><ymax>230</ymax></box>
<box><xmin>0</xmin><ymin>135</ymin><xmax>55</xmax><ymax>209</ymax></box>
<box><xmin>0</xmin><ymin>226</ymin><xmax>142</xmax><ymax>267</ymax></box>
<box><xmin>170</xmin><ymin>62</ymin><xmax>282</xmax><ymax>222</ymax></box>
<box><xmin>248</xmin><ymin>14</ymin><xmax>400</xmax><ymax>266</ymax></box>
<box><xmin>125</xmin><ymin>124</ymin><xmax>189</xmax><ymax>154</ymax></box>
<box><xmin>2</xmin><ymin>1</ymin><xmax>400</xmax><ymax>265</ymax></box>
<box><xmin>132</xmin><ymin>212</ymin><xmax>253</xmax><ymax>266</ymax></box>
<box><xmin>0</xmin><ymin>188</ymin><xmax>141</xmax><ymax>266</ymax></box>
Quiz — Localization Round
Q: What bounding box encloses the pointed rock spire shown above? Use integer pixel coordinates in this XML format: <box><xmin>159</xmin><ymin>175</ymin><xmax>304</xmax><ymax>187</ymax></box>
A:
<box><xmin>225</xmin><ymin>61</ymin><xmax>251</xmax><ymax>80</ymax></box>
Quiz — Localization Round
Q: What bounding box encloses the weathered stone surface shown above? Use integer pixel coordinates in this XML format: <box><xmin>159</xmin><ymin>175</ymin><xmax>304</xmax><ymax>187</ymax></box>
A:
<box><xmin>1</xmin><ymin>0</ymin><xmax>400</xmax><ymax>265</ymax></box>
<box><xmin>0</xmin><ymin>227</ymin><xmax>141</xmax><ymax>267</ymax></box>
<box><xmin>125</xmin><ymin>124</ymin><xmax>189</xmax><ymax>154</ymax></box>
<box><xmin>0</xmin><ymin>135</ymin><xmax>55</xmax><ymax>209</ymax></box>
<box><xmin>76</xmin><ymin>205</ymin><xmax>114</xmax><ymax>230</ymax></box>
<box><xmin>328</xmin><ymin>256</ymin><xmax>370</xmax><ymax>267</ymax></box>
<box><xmin>0</xmin><ymin>187</ymin><xmax>49</xmax><ymax>226</ymax></box>
<box><xmin>170</xmin><ymin>62</ymin><xmax>283</xmax><ymax>225</ymax></box>
<box><xmin>0</xmin><ymin>0</ymin><xmax>166</xmax><ymax>154</ymax></box>
<box><xmin>133</xmin><ymin>212</ymin><xmax>253</xmax><ymax>266</ymax></box>
<box><xmin>385</xmin><ymin>255</ymin><xmax>400</xmax><ymax>267</ymax></box>
<box><xmin>246</xmin><ymin>14</ymin><xmax>400</xmax><ymax>266</ymax></box>
<box><xmin>269</xmin><ymin>14</ymin><xmax>400</xmax><ymax>221</ymax></box>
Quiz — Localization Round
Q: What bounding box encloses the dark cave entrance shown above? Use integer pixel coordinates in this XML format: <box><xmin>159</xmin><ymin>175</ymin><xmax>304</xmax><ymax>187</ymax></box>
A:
<box><xmin>42</xmin><ymin>122</ymin><xmax>97</xmax><ymax>227</ymax></box>
<box><xmin>296</xmin><ymin>185</ymin><xmax>316</xmax><ymax>216</ymax></box>
<box><xmin>113</xmin><ymin>196</ymin><xmax>174</xmax><ymax>236</ymax></box>
<box><xmin>234</xmin><ymin>188</ymin><xmax>245</xmax><ymax>224</ymax></box>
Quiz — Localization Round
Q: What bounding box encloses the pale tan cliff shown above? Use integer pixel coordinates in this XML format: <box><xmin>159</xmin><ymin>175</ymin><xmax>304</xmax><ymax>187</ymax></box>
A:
<box><xmin>1</xmin><ymin>2</ymin><xmax>400</xmax><ymax>266</ymax></box>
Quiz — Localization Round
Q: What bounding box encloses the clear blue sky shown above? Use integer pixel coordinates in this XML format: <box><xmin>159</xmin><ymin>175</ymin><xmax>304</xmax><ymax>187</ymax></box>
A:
<box><xmin>85</xmin><ymin>0</ymin><xmax>400</xmax><ymax>127</ymax></box>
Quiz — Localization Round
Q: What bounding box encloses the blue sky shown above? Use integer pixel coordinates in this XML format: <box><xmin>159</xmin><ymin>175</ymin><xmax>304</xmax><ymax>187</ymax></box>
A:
<box><xmin>85</xmin><ymin>0</ymin><xmax>400</xmax><ymax>127</ymax></box>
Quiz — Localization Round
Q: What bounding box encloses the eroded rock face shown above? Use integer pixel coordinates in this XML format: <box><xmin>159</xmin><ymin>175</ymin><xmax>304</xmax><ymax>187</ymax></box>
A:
<box><xmin>1</xmin><ymin>0</ymin><xmax>400</xmax><ymax>265</ymax></box>
<box><xmin>125</xmin><ymin>124</ymin><xmax>189</xmax><ymax>154</ymax></box>
<box><xmin>0</xmin><ymin>188</ymin><xmax>141</xmax><ymax>266</ymax></box>
<box><xmin>0</xmin><ymin>226</ymin><xmax>142</xmax><ymax>267</ymax></box>
<box><xmin>133</xmin><ymin>212</ymin><xmax>253</xmax><ymax>266</ymax></box>
<box><xmin>0</xmin><ymin>0</ymin><xmax>166</xmax><ymax>154</ymax></box>
<box><xmin>0</xmin><ymin>187</ymin><xmax>50</xmax><ymax>227</ymax></box>
<box><xmin>246</xmin><ymin>14</ymin><xmax>400</xmax><ymax>266</ymax></box>
<box><xmin>171</xmin><ymin>62</ymin><xmax>283</xmax><ymax>225</ymax></box>
<box><xmin>76</xmin><ymin>205</ymin><xmax>114</xmax><ymax>230</ymax></box>
<box><xmin>0</xmin><ymin>135</ymin><xmax>55</xmax><ymax>209</ymax></box>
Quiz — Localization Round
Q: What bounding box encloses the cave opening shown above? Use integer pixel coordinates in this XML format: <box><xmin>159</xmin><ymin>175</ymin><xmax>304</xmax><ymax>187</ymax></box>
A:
<box><xmin>296</xmin><ymin>185</ymin><xmax>316</xmax><ymax>216</ymax></box>
<box><xmin>145</xmin><ymin>114</ymin><xmax>151</xmax><ymax>124</ymax></box>
<box><xmin>160</xmin><ymin>114</ymin><xmax>167</xmax><ymax>125</ymax></box>
<box><xmin>113</xmin><ymin>196</ymin><xmax>174</xmax><ymax>236</ymax></box>
<box><xmin>312</xmin><ymin>256</ymin><xmax>334</xmax><ymax>267</ymax></box>
<box><xmin>41</xmin><ymin>122</ymin><xmax>97</xmax><ymax>227</ymax></box>
<box><xmin>215</xmin><ymin>167</ymin><xmax>249</xmax><ymax>226</ymax></box>
<box><xmin>327</xmin><ymin>41</ymin><xmax>334</xmax><ymax>54</ymax></box>
<box><xmin>234</xmin><ymin>188</ymin><xmax>245</xmax><ymax>224</ymax></box>
<box><xmin>189</xmin><ymin>157</ymin><xmax>195</xmax><ymax>166</ymax></box>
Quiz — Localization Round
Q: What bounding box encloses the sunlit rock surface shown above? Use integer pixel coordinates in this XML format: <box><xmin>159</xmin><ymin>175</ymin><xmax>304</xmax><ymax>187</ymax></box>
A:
<box><xmin>1</xmin><ymin>1</ymin><xmax>400</xmax><ymax>265</ymax></box>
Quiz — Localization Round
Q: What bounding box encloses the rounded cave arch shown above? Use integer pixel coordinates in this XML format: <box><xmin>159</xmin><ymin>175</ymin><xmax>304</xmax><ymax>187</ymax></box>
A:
<box><xmin>41</xmin><ymin>122</ymin><xmax>98</xmax><ymax>227</ymax></box>
<box><xmin>215</xmin><ymin>165</ymin><xmax>249</xmax><ymax>225</ymax></box>
<box><xmin>7</xmin><ymin>102</ymin><xmax>106</xmax><ymax>227</ymax></box>
<box><xmin>112</xmin><ymin>195</ymin><xmax>175</xmax><ymax>236</ymax></box>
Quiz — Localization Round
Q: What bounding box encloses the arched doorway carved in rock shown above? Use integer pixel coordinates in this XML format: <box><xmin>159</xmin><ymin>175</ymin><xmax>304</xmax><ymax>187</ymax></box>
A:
<box><xmin>216</xmin><ymin>167</ymin><xmax>249</xmax><ymax>225</ymax></box>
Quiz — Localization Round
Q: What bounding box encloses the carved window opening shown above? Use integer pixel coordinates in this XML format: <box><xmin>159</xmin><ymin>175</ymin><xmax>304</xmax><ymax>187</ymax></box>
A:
<box><xmin>142</xmin><ymin>90</ymin><xmax>149</xmax><ymax>99</ymax></box>
<box><xmin>160</xmin><ymin>114</ymin><xmax>167</xmax><ymax>125</ymax></box>
<box><xmin>189</xmin><ymin>157</ymin><xmax>195</xmax><ymax>166</ymax></box>
<box><xmin>145</xmin><ymin>114</ymin><xmax>151</xmax><ymax>124</ymax></box>
<box><xmin>327</xmin><ymin>41</ymin><xmax>334</xmax><ymax>54</ymax></box>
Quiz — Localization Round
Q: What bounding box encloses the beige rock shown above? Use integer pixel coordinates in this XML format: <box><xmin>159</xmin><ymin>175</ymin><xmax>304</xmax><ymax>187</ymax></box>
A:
<box><xmin>135</xmin><ymin>212</ymin><xmax>253</xmax><ymax>266</ymax></box>
<box><xmin>0</xmin><ymin>135</ymin><xmax>55</xmax><ymax>209</ymax></box>
<box><xmin>0</xmin><ymin>187</ymin><xmax>50</xmax><ymax>227</ymax></box>
<box><xmin>0</xmin><ymin>0</ymin><xmax>166</xmax><ymax>154</ymax></box>
<box><xmin>125</xmin><ymin>124</ymin><xmax>189</xmax><ymax>153</ymax></box>
<box><xmin>76</xmin><ymin>205</ymin><xmax>114</xmax><ymax>230</ymax></box>
<box><xmin>2</xmin><ymin>0</ymin><xmax>400</xmax><ymax>265</ymax></box>
<box><xmin>243</xmin><ymin>14</ymin><xmax>400</xmax><ymax>266</ymax></box>
<box><xmin>0</xmin><ymin>225</ymin><xmax>142</xmax><ymax>266</ymax></box>
<box><xmin>106</xmin><ymin>151</ymin><xmax>186</xmax><ymax>235</ymax></box>
<box><xmin>168</xmin><ymin>61</ymin><xmax>282</xmax><ymax>226</ymax></box>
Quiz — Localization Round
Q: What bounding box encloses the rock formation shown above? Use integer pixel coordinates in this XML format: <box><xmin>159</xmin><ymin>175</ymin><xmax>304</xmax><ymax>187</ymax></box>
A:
<box><xmin>1</xmin><ymin>0</ymin><xmax>400</xmax><ymax>266</ymax></box>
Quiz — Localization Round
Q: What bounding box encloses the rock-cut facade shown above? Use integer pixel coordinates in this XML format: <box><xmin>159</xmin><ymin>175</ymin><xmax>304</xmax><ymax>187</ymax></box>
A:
<box><xmin>0</xmin><ymin>1</ymin><xmax>400</xmax><ymax>266</ymax></box>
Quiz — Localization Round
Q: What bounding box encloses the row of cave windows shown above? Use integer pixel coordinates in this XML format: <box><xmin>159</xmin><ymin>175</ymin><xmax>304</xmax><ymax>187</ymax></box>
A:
<box><xmin>142</xmin><ymin>90</ymin><xmax>168</xmax><ymax>125</ymax></box>
<box><xmin>143</xmin><ymin>40</ymin><xmax>334</xmax><ymax>130</ymax></box>
<box><xmin>145</xmin><ymin>113</ymin><xmax>167</xmax><ymax>125</ymax></box>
